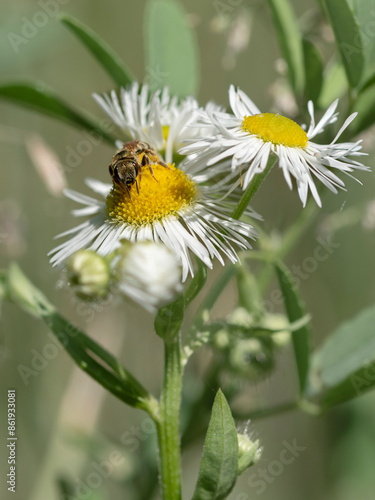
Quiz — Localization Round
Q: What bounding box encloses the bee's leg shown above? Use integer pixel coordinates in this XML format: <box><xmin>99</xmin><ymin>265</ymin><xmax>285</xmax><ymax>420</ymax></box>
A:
<box><xmin>135</xmin><ymin>178</ymin><xmax>139</xmax><ymax>194</ymax></box>
<box><xmin>124</xmin><ymin>183</ymin><xmax>132</xmax><ymax>199</ymax></box>
<box><xmin>147</xmin><ymin>149</ymin><xmax>170</xmax><ymax>170</ymax></box>
<box><xmin>114</xmin><ymin>178</ymin><xmax>132</xmax><ymax>199</ymax></box>
<box><xmin>142</xmin><ymin>155</ymin><xmax>157</xmax><ymax>181</ymax></box>
<box><xmin>159</xmin><ymin>158</ymin><xmax>170</xmax><ymax>169</ymax></box>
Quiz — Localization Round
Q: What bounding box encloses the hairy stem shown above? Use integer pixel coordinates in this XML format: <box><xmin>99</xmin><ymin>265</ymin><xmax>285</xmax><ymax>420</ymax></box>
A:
<box><xmin>156</xmin><ymin>334</ymin><xmax>183</xmax><ymax>500</ymax></box>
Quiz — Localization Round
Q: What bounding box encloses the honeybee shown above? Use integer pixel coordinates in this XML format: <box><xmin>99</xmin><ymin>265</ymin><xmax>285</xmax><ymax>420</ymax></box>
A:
<box><xmin>109</xmin><ymin>140</ymin><xmax>168</xmax><ymax>198</ymax></box>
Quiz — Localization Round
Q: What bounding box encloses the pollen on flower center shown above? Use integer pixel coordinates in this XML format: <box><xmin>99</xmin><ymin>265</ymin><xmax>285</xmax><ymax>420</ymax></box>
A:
<box><xmin>106</xmin><ymin>164</ymin><xmax>198</xmax><ymax>226</ymax></box>
<box><xmin>242</xmin><ymin>113</ymin><xmax>308</xmax><ymax>148</ymax></box>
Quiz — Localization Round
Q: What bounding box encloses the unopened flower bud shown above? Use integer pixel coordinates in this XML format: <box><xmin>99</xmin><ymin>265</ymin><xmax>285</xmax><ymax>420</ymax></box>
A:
<box><xmin>116</xmin><ymin>242</ymin><xmax>183</xmax><ymax>313</ymax></box>
<box><xmin>229</xmin><ymin>338</ymin><xmax>274</xmax><ymax>378</ymax></box>
<box><xmin>67</xmin><ymin>250</ymin><xmax>110</xmax><ymax>300</ymax></box>
<box><xmin>263</xmin><ymin>314</ymin><xmax>291</xmax><ymax>347</ymax></box>
<box><xmin>237</xmin><ymin>434</ymin><xmax>262</xmax><ymax>474</ymax></box>
<box><xmin>212</xmin><ymin>329</ymin><xmax>231</xmax><ymax>350</ymax></box>
<box><xmin>228</xmin><ymin>307</ymin><xmax>254</xmax><ymax>328</ymax></box>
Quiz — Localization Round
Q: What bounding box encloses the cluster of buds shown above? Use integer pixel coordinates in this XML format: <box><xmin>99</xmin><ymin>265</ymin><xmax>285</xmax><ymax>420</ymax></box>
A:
<box><xmin>211</xmin><ymin>307</ymin><xmax>291</xmax><ymax>380</ymax></box>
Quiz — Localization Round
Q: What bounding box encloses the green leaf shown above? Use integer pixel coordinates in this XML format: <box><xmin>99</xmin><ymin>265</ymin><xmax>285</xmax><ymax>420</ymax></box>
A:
<box><xmin>322</xmin><ymin>0</ymin><xmax>364</xmax><ymax>88</ymax></box>
<box><xmin>184</xmin><ymin>258</ymin><xmax>207</xmax><ymax>308</ymax></box>
<box><xmin>192</xmin><ymin>389</ymin><xmax>239</xmax><ymax>500</ymax></box>
<box><xmin>349</xmin><ymin>84</ymin><xmax>375</xmax><ymax>135</ymax></box>
<box><xmin>275</xmin><ymin>261</ymin><xmax>311</xmax><ymax>393</ymax></box>
<box><xmin>0</xmin><ymin>270</ymin><xmax>8</xmax><ymax>301</ymax></box>
<box><xmin>266</xmin><ymin>0</ymin><xmax>305</xmax><ymax>95</ymax></box>
<box><xmin>0</xmin><ymin>82</ymin><xmax>117</xmax><ymax>145</ymax></box>
<box><xmin>351</xmin><ymin>0</ymin><xmax>375</xmax><ymax>83</ymax></box>
<box><xmin>306</xmin><ymin>306</ymin><xmax>375</xmax><ymax>409</ymax></box>
<box><xmin>319</xmin><ymin>61</ymin><xmax>348</xmax><ymax>107</ymax></box>
<box><xmin>359</xmin><ymin>71</ymin><xmax>375</xmax><ymax>94</ymax></box>
<box><xmin>6</xmin><ymin>264</ymin><xmax>154</xmax><ymax>412</ymax></box>
<box><xmin>7</xmin><ymin>263</ymin><xmax>54</xmax><ymax>317</ymax></box>
<box><xmin>302</xmin><ymin>39</ymin><xmax>323</xmax><ymax>104</ymax></box>
<box><xmin>144</xmin><ymin>0</ymin><xmax>199</xmax><ymax>96</ymax></box>
<box><xmin>59</xmin><ymin>14</ymin><xmax>135</xmax><ymax>88</ymax></box>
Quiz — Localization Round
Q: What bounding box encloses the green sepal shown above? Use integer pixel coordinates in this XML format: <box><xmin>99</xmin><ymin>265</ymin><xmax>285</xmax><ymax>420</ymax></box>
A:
<box><xmin>154</xmin><ymin>294</ymin><xmax>185</xmax><ymax>342</ymax></box>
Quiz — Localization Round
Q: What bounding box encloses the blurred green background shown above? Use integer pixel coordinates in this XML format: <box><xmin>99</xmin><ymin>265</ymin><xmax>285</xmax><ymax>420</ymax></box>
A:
<box><xmin>1</xmin><ymin>0</ymin><xmax>375</xmax><ymax>499</ymax></box>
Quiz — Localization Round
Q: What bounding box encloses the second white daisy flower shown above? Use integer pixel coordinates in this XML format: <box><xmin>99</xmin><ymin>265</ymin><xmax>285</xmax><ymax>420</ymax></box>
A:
<box><xmin>180</xmin><ymin>85</ymin><xmax>370</xmax><ymax>207</ymax></box>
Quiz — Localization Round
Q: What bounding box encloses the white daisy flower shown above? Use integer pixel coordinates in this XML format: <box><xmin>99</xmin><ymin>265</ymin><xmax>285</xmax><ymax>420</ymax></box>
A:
<box><xmin>93</xmin><ymin>82</ymin><xmax>219</xmax><ymax>164</ymax></box>
<box><xmin>49</xmin><ymin>163</ymin><xmax>258</xmax><ymax>281</ymax></box>
<box><xmin>180</xmin><ymin>85</ymin><xmax>370</xmax><ymax>207</ymax></box>
<box><xmin>116</xmin><ymin>241</ymin><xmax>183</xmax><ymax>313</ymax></box>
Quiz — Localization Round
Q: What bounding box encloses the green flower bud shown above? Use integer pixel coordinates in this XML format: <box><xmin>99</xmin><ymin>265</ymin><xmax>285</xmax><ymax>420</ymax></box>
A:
<box><xmin>228</xmin><ymin>307</ymin><xmax>254</xmax><ymax>328</ymax></box>
<box><xmin>212</xmin><ymin>329</ymin><xmax>231</xmax><ymax>350</ymax></box>
<box><xmin>263</xmin><ymin>314</ymin><xmax>291</xmax><ymax>347</ymax></box>
<box><xmin>237</xmin><ymin>434</ymin><xmax>262</xmax><ymax>474</ymax></box>
<box><xmin>67</xmin><ymin>250</ymin><xmax>110</xmax><ymax>301</ymax></box>
<box><xmin>229</xmin><ymin>338</ymin><xmax>274</xmax><ymax>378</ymax></box>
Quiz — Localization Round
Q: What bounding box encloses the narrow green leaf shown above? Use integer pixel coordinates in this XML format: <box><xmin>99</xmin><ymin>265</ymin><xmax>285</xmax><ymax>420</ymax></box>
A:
<box><xmin>351</xmin><ymin>0</ymin><xmax>375</xmax><ymax>83</ymax></box>
<box><xmin>319</xmin><ymin>61</ymin><xmax>348</xmax><ymax>108</ymax></box>
<box><xmin>302</xmin><ymin>39</ymin><xmax>323</xmax><ymax>104</ymax></box>
<box><xmin>323</xmin><ymin>0</ymin><xmax>364</xmax><ymax>88</ymax></box>
<box><xmin>192</xmin><ymin>389</ymin><xmax>239</xmax><ymax>500</ymax></box>
<box><xmin>266</xmin><ymin>0</ymin><xmax>305</xmax><ymax>95</ymax></box>
<box><xmin>306</xmin><ymin>306</ymin><xmax>375</xmax><ymax>409</ymax></box>
<box><xmin>0</xmin><ymin>270</ymin><xmax>8</xmax><ymax>301</ymax></box>
<box><xmin>349</xmin><ymin>84</ymin><xmax>375</xmax><ymax>135</ymax></box>
<box><xmin>0</xmin><ymin>82</ymin><xmax>117</xmax><ymax>145</ymax></box>
<box><xmin>359</xmin><ymin>71</ymin><xmax>375</xmax><ymax>95</ymax></box>
<box><xmin>144</xmin><ymin>0</ymin><xmax>199</xmax><ymax>96</ymax></box>
<box><xmin>275</xmin><ymin>261</ymin><xmax>311</xmax><ymax>393</ymax></box>
<box><xmin>6</xmin><ymin>264</ymin><xmax>152</xmax><ymax>411</ymax></box>
<box><xmin>59</xmin><ymin>14</ymin><xmax>135</xmax><ymax>88</ymax></box>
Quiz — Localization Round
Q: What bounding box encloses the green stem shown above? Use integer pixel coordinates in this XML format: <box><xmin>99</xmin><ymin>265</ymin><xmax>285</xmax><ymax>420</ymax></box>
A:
<box><xmin>231</xmin><ymin>154</ymin><xmax>277</xmax><ymax>220</ymax></box>
<box><xmin>156</xmin><ymin>334</ymin><xmax>183</xmax><ymax>500</ymax></box>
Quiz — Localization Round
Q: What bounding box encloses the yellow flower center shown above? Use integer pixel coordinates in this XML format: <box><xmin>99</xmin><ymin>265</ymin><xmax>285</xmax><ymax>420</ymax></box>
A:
<box><xmin>162</xmin><ymin>125</ymin><xmax>170</xmax><ymax>142</ymax></box>
<box><xmin>106</xmin><ymin>163</ymin><xmax>198</xmax><ymax>226</ymax></box>
<box><xmin>242</xmin><ymin>113</ymin><xmax>308</xmax><ymax>148</ymax></box>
